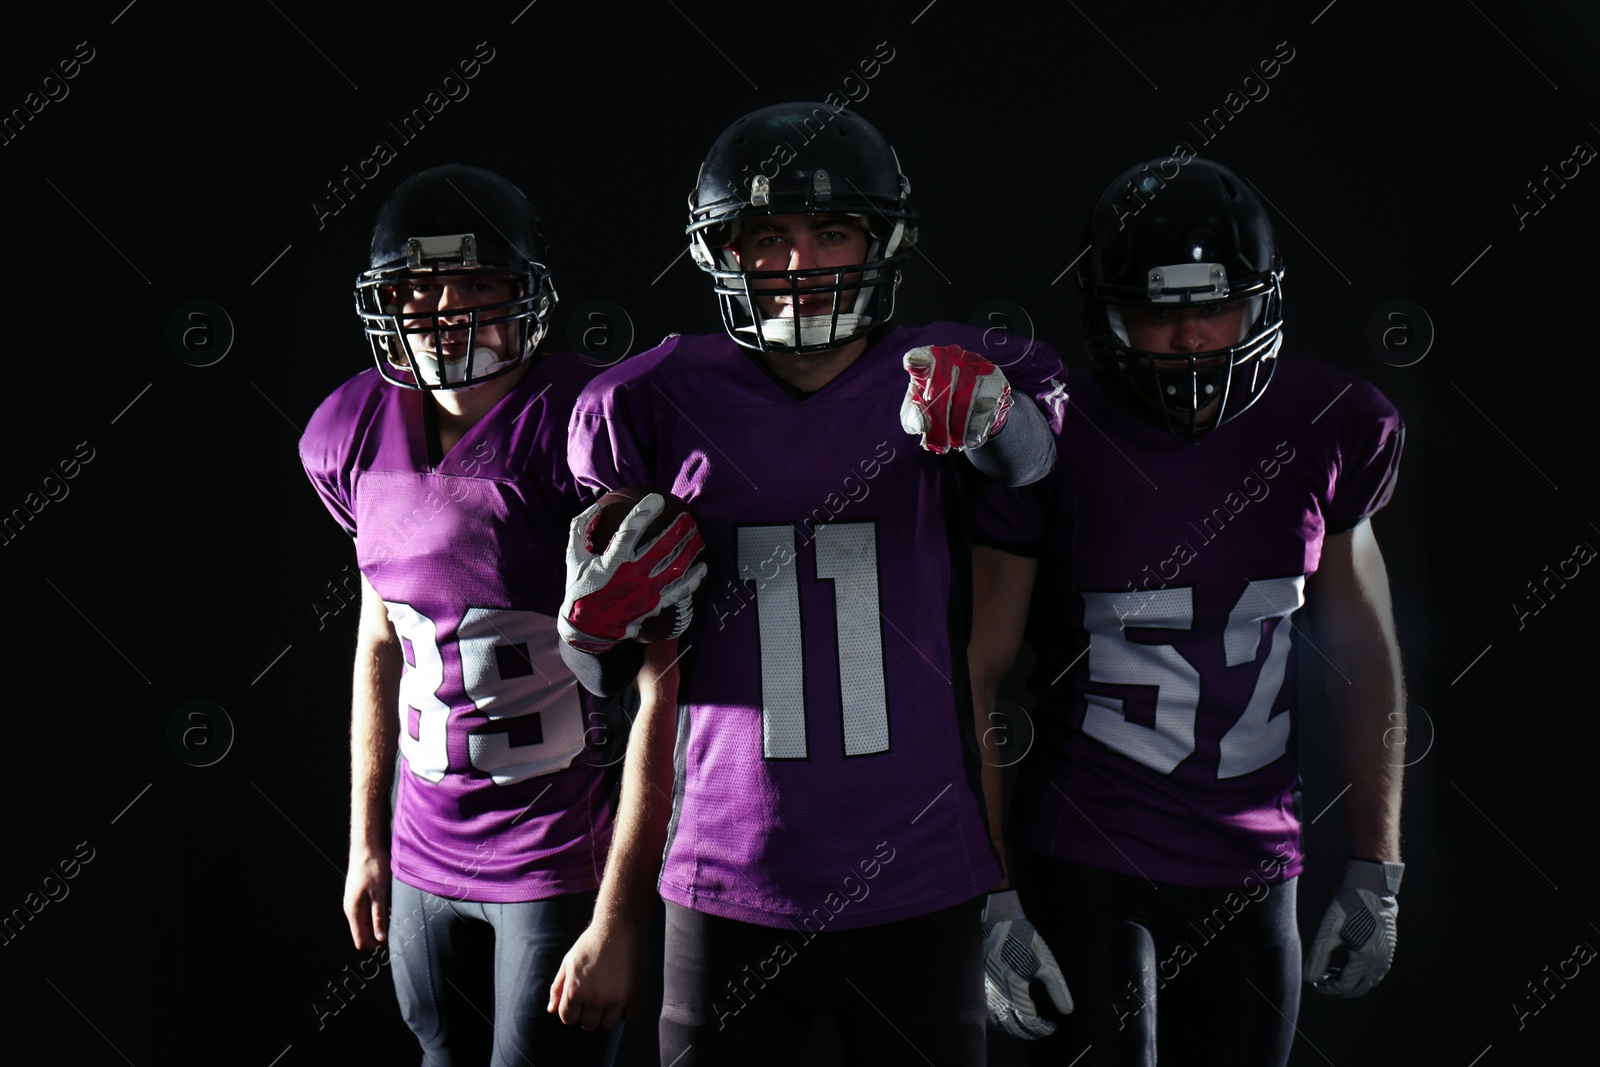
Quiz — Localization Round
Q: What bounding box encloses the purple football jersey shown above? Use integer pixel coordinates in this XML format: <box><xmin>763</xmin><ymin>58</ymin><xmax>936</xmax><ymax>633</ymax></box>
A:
<box><xmin>1012</xmin><ymin>361</ymin><xmax>1402</xmax><ymax>888</ymax></box>
<box><xmin>568</xmin><ymin>323</ymin><xmax>1062</xmax><ymax>931</ymax></box>
<box><xmin>301</xmin><ymin>356</ymin><xmax>619</xmax><ymax>903</ymax></box>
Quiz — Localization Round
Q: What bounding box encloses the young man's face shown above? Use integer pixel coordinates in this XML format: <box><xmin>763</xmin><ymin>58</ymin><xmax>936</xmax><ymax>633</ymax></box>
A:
<box><xmin>1118</xmin><ymin>301</ymin><xmax>1249</xmax><ymax>428</ymax></box>
<box><xmin>395</xmin><ymin>273</ymin><xmax>520</xmax><ymax>363</ymax></box>
<box><xmin>730</xmin><ymin>213</ymin><xmax>870</xmax><ymax>321</ymax></box>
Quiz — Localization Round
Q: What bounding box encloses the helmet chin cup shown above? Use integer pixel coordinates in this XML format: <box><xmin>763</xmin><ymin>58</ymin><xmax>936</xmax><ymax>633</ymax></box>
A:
<box><xmin>390</xmin><ymin>343</ymin><xmax>519</xmax><ymax>389</ymax></box>
<box><xmin>752</xmin><ymin>312</ymin><xmax>870</xmax><ymax>348</ymax></box>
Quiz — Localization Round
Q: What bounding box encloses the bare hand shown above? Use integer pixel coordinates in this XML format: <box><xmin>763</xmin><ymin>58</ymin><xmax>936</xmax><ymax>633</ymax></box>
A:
<box><xmin>343</xmin><ymin>851</ymin><xmax>390</xmax><ymax>950</ymax></box>
<box><xmin>547</xmin><ymin>919</ymin><xmax>641</xmax><ymax>1032</ymax></box>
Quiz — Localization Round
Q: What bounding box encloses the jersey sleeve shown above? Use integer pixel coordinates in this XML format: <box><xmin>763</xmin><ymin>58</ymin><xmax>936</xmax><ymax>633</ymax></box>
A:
<box><xmin>969</xmin><ymin>351</ymin><xmax>1071</xmax><ymax>554</ymax></box>
<box><xmin>298</xmin><ymin>386</ymin><xmax>362</xmax><ymax>536</ymax></box>
<box><xmin>1325</xmin><ymin>378</ymin><xmax>1404</xmax><ymax>533</ymax></box>
<box><xmin>509</xmin><ymin>355</ymin><xmax>599</xmax><ymax>523</ymax></box>
<box><xmin>567</xmin><ymin>351</ymin><xmax>670</xmax><ymax>497</ymax></box>
<box><xmin>989</xmin><ymin>329</ymin><xmax>1068</xmax><ymax>437</ymax></box>
<box><xmin>972</xmin><ymin>477</ymin><xmax>1047</xmax><ymax>557</ymax></box>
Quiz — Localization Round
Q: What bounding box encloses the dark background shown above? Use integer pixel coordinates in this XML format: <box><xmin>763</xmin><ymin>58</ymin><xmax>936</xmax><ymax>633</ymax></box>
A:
<box><xmin>3</xmin><ymin>1</ymin><xmax>1596</xmax><ymax>1064</ymax></box>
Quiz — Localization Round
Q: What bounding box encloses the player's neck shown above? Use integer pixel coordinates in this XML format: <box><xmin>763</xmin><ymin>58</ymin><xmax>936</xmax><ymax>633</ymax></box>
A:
<box><xmin>755</xmin><ymin>336</ymin><xmax>869</xmax><ymax>394</ymax></box>
<box><xmin>430</xmin><ymin>360</ymin><xmax>531</xmax><ymax>453</ymax></box>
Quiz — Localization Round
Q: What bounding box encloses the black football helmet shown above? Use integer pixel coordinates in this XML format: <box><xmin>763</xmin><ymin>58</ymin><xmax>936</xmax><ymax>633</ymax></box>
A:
<box><xmin>355</xmin><ymin>164</ymin><xmax>557</xmax><ymax>390</ymax></box>
<box><xmin>1079</xmin><ymin>157</ymin><xmax>1284</xmax><ymax>436</ymax></box>
<box><xmin>687</xmin><ymin>102</ymin><xmax>917</xmax><ymax>354</ymax></box>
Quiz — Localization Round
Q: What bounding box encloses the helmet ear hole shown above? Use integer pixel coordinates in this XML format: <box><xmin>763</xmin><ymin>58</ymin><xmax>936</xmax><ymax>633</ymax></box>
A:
<box><xmin>1235</xmin><ymin>296</ymin><xmax>1264</xmax><ymax>343</ymax></box>
<box><xmin>1104</xmin><ymin>306</ymin><xmax>1130</xmax><ymax>347</ymax></box>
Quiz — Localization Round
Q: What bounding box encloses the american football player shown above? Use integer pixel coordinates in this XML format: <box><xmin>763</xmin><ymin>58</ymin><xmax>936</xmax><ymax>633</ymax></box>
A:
<box><xmin>976</xmin><ymin>156</ymin><xmax>1408</xmax><ymax>1066</ymax></box>
<box><xmin>546</xmin><ymin>102</ymin><xmax>1065</xmax><ymax>1065</ymax></box>
<box><xmin>301</xmin><ymin>163</ymin><xmax>626</xmax><ymax>1066</ymax></box>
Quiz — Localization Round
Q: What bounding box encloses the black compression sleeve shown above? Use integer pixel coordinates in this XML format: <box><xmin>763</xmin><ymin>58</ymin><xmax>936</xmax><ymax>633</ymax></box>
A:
<box><xmin>559</xmin><ymin>638</ymin><xmax>646</xmax><ymax>697</ymax></box>
<box><xmin>963</xmin><ymin>393</ymin><xmax>1055</xmax><ymax>486</ymax></box>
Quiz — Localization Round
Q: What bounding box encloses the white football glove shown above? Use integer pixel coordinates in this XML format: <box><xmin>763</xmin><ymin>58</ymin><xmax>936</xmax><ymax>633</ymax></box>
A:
<box><xmin>1304</xmin><ymin>859</ymin><xmax>1404</xmax><ymax>997</ymax></box>
<box><xmin>557</xmin><ymin>495</ymin><xmax>708</xmax><ymax>654</ymax></box>
<box><xmin>900</xmin><ymin>345</ymin><xmax>1014</xmax><ymax>453</ymax></box>
<box><xmin>980</xmin><ymin>889</ymin><xmax>1073</xmax><ymax>1039</ymax></box>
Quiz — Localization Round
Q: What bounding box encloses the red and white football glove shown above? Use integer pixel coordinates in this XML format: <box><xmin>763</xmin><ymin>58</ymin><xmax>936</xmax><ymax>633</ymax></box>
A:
<box><xmin>557</xmin><ymin>494</ymin><xmax>708</xmax><ymax>654</ymax></box>
<box><xmin>900</xmin><ymin>345</ymin><xmax>1014</xmax><ymax>453</ymax></box>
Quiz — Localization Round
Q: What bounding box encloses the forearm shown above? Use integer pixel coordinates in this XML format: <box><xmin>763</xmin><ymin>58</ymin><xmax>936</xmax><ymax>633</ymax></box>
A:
<box><xmin>1317</xmin><ymin>524</ymin><xmax>1406</xmax><ymax>863</ymax></box>
<box><xmin>547</xmin><ymin>640</ymin><xmax>680</xmax><ymax>1025</ymax></box>
<box><xmin>1325</xmin><ymin>629</ymin><xmax>1405</xmax><ymax>863</ymax></box>
<box><xmin>974</xmin><ymin>696</ymin><xmax>1011</xmax><ymax>888</ymax></box>
<box><xmin>351</xmin><ymin>654</ymin><xmax>399</xmax><ymax>853</ymax></box>
<box><xmin>968</xmin><ymin>546</ymin><xmax>1037</xmax><ymax>888</ymax></box>
<box><xmin>351</xmin><ymin>578</ymin><xmax>401</xmax><ymax>858</ymax></box>
<box><xmin>592</xmin><ymin>639</ymin><xmax>681</xmax><ymax>927</ymax></box>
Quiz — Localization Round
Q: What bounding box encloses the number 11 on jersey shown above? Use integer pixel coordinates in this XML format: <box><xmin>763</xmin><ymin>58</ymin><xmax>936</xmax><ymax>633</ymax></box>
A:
<box><xmin>739</xmin><ymin>523</ymin><xmax>890</xmax><ymax>760</ymax></box>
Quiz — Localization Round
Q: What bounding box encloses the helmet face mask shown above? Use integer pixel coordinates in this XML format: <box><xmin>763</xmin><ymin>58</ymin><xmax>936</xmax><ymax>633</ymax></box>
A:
<box><xmin>359</xmin><ymin>257</ymin><xmax>552</xmax><ymax>391</ymax></box>
<box><xmin>1080</xmin><ymin>158</ymin><xmax>1284</xmax><ymax>436</ymax></box>
<box><xmin>355</xmin><ymin>165</ymin><xmax>558</xmax><ymax>391</ymax></box>
<box><xmin>687</xmin><ymin>102</ymin><xmax>917</xmax><ymax>354</ymax></box>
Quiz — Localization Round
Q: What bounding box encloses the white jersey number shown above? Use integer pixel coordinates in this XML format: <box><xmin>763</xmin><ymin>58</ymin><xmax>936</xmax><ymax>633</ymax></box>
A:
<box><xmin>386</xmin><ymin>603</ymin><xmax>586</xmax><ymax>785</ymax></box>
<box><xmin>738</xmin><ymin>523</ymin><xmax>890</xmax><ymax>760</ymax></box>
<box><xmin>1079</xmin><ymin>576</ymin><xmax>1303</xmax><ymax>778</ymax></box>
